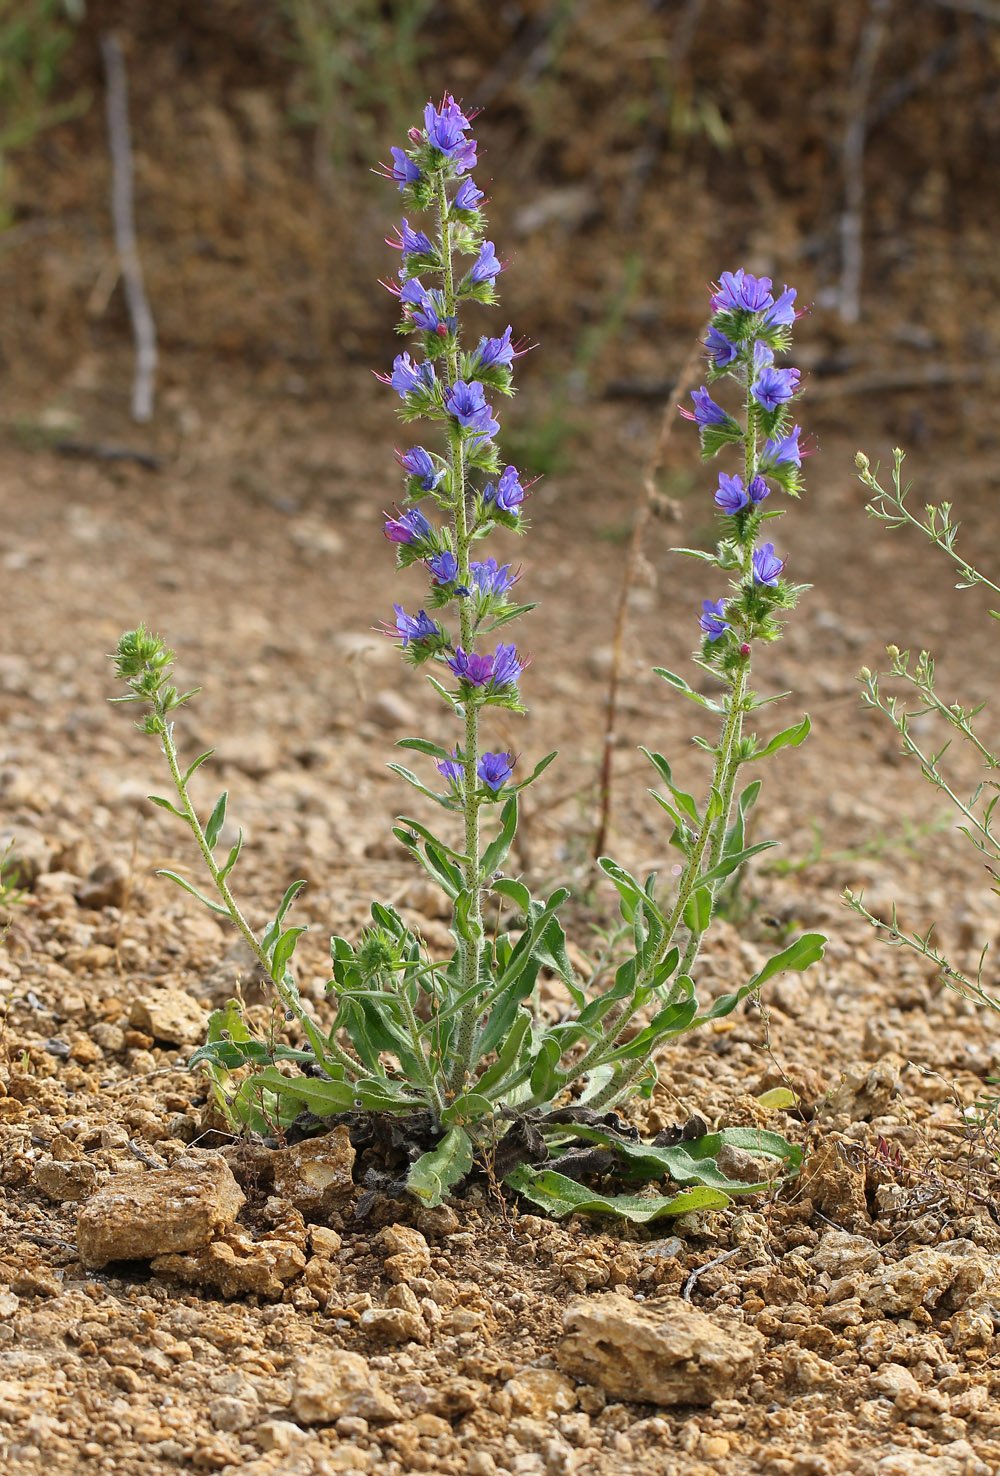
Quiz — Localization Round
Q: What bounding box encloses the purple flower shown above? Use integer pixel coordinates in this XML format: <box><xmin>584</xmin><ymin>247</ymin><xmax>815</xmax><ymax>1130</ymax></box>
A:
<box><xmin>444</xmin><ymin>380</ymin><xmax>500</xmax><ymax>439</ymax></box>
<box><xmin>760</xmin><ymin>425</ymin><xmax>802</xmax><ymax>471</ymax></box>
<box><xmin>408</xmin><ymin>286</ymin><xmax>453</xmax><ymax>336</ymax></box>
<box><xmin>472</xmin><ymin>325</ymin><xmax>517</xmax><ymax>371</ymax></box>
<box><xmin>764</xmin><ymin>286</ymin><xmax>798</xmax><ymax>328</ymax></box>
<box><xmin>471</xmin><ymin>557</ymin><xmax>517</xmax><ymax>596</ymax></box>
<box><xmin>384</xmin><ymin>146</ymin><xmax>422</xmax><ymax>192</ymax></box>
<box><xmin>483</xmin><ymin>465</ymin><xmax>525</xmax><ymax>514</ymax></box>
<box><xmin>491</xmin><ymin>643</ymin><xmax>524</xmax><ymax>688</ymax></box>
<box><xmin>447</xmin><ymin>647</ymin><xmax>495</xmax><ymax>686</ymax></box>
<box><xmin>752</xmin><ymin>365</ymin><xmax>801</xmax><ymax>413</ymax></box>
<box><xmin>427</xmin><ymin>550</ymin><xmax>459</xmax><ymax>584</ymax></box>
<box><xmin>752</xmin><ymin>543</ymin><xmax>784</xmax><ymax>586</ymax></box>
<box><xmin>424</xmin><ymin>95</ymin><xmax>472</xmax><ymax>156</ymax></box>
<box><xmin>436</xmin><ymin>750</ymin><xmax>464</xmax><ymax>785</ymax></box>
<box><xmin>450</xmin><ymin>138</ymin><xmax>478</xmax><ymax>175</ymax></box>
<box><xmin>478</xmin><ymin>751</ymin><xmax>515</xmax><ymax>792</ymax></box>
<box><xmin>454</xmin><ymin>177</ymin><xmax>484</xmax><ymax>211</ymax></box>
<box><xmin>384</xmin><ymin>507</ymin><xmax>432</xmax><ymax>545</ymax></box>
<box><xmin>748</xmin><ymin>475</ymin><xmax>770</xmax><ymax>504</ymax></box>
<box><xmin>468</xmin><ymin>241</ymin><xmax>502</xmax><ymax>284</ymax></box>
<box><xmin>753</xmin><ymin>339</ymin><xmax>775</xmax><ymax>372</ymax></box>
<box><xmin>377</xmin><ymin>351</ymin><xmax>436</xmax><ymax>399</ymax></box>
<box><xmin>387</xmin><ymin>218</ymin><xmax>434</xmax><ymax>257</ymax></box>
<box><xmin>387</xmin><ymin>604</ymin><xmax>439</xmax><ymax>646</ymax></box>
<box><xmin>397</xmin><ymin>446</ymin><xmax>445</xmax><ymax>491</ymax></box>
<box><xmin>705</xmin><ymin>325</ymin><xmax>739</xmax><ymax>368</ymax></box>
<box><xmin>700</xmin><ymin>599</ymin><xmax>730</xmax><ymax>642</ymax></box>
<box><xmin>682</xmin><ymin>387</ymin><xmax>729</xmax><ymax>427</ymax></box>
<box><xmin>711</xmin><ymin>269</ymin><xmax>774</xmax><ymax>314</ymax></box>
<box><xmin>715</xmin><ymin>473</ymin><xmax>749</xmax><ymax>514</ymax></box>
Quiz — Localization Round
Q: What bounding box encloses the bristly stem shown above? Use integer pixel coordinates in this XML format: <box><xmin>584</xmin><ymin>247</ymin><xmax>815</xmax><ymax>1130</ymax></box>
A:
<box><xmin>436</xmin><ymin>170</ymin><xmax>484</xmax><ymax>1093</ymax></box>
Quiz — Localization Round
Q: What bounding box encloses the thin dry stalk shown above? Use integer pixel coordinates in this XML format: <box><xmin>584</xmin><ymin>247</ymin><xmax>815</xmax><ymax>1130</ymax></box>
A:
<box><xmin>592</xmin><ymin>330</ymin><xmax>707</xmax><ymax>861</ymax></box>
<box><xmin>838</xmin><ymin>0</ymin><xmax>890</xmax><ymax>326</ymax></box>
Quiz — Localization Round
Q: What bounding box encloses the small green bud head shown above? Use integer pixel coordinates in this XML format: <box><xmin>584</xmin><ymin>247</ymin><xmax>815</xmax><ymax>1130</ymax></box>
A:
<box><xmin>113</xmin><ymin>625</ymin><xmax>173</xmax><ymax>684</ymax></box>
<box><xmin>356</xmin><ymin>927</ymin><xmax>404</xmax><ymax>983</ymax></box>
<box><xmin>855</xmin><ymin>451</ymin><xmax>870</xmax><ymax>472</ymax></box>
<box><xmin>885</xmin><ymin>644</ymin><xmax>900</xmax><ymax>660</ymax></box>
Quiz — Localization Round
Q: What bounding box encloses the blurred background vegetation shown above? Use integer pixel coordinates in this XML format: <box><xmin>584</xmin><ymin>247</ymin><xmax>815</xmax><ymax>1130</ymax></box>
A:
<box><xmin>0</xmin><ymin>0</ymin><xmax>998</xmax><ymax>451</ymax></box>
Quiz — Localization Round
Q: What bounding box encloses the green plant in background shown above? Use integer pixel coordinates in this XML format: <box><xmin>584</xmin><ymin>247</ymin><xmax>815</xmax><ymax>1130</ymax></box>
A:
<box><xmin>110</xmin><ymin>98</ymin><xmax>825</xmax><ymax>1219</ymax></box>
<box><xmin>847</xmin><ymin>449</ymin><xmax>1000</xmax><ymax>1014</ymax></box>
<box><xmin>0</xmin><ymin>0</ymin><xmax>88</xmax><ymax>227</ymax></box>
<box><xmin>281</xmin><ymin>0</ymin><xmax>431</xmax><ymax>192</ymax></box>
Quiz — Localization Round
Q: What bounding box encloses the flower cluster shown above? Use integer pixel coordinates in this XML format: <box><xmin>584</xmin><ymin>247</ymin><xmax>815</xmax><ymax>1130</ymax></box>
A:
<box><xmin>375</xmin><ymin>95</ymin><xmax>535</xmax><ymax>801</ymax></box>
<box><xmin>682</xmin><ymin>269</ymin><xmax>808</xmax><ymax>673</ymax></box>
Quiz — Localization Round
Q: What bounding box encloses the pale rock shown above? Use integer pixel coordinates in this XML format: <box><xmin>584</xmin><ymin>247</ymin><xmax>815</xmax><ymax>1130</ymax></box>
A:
<box><xmin>377</xmin><ymin>1224</ymin><xmax>431</xmax><ymax>1282</ymax></box>
<box><xmin>77</xmin><ymin>1154</ymin><xmax>245</xmax><ymax>1268</ymax></box>
<box><xmin>0</xmin><ymin>1290</ymin><xmax>18</xmax><ymax>1319</ymax></box>
<box><xmin>291</xmin><ymin>1348</ymin><xmax>402</xmax><ymax>1425</ymax></box>
<box><xmin>35</xmin><ymin>1156</ymin><xmax>98</xmax><ymax>1202</ymax></box>
<box><xmin>505</xmin><ymin>1367</ymin><xmax>578</xmax><ymax>1418</ymax></box>
<box><xmin>309</xmin><ymin>1225</ymin><xmax>343</xmax><ymax>1258</ymax></box>
<box><xmin>810</xmin><ymin>1229</ymin><xmax>881</xmax><ymax>1277</ymax></box>
<box><xmin>872</xmin><ymin>1362</ymin><xmax>921</xmax><ymax>1398</ymax></box>
<box><xmin>255</xmin><ymin>1418</ymin><xmax>316</xmax><ymax>1453</ymax></box>
<box><xmin>271</xmin><ymin>1127</ymin><xmax>355</xmax><ymax>1217</ymax></box>
<box><xmin>129</xmin><ymin>987</ymin><xmax>208</xmax><ymax>1045</ymax></box>
<box><xmin>556</xmin><ymin>1293</ymin><xmax>763</xmax><ymax>1406</ymax></box>
<box><xmin>819</xmin><ymin>1057</ymin><xmax>903</xmax><ymax>1121</ymax></box>
<box><xmin>75</xmin><ymin>858</ymin><xmax>129</xmax><ymax>909</ymax></box>
<box><xmin>861</xmin><ymin>1245</ymin><xmax>993</xmax><ymax>1317</ymax></box>
<box><xmin>152</xmin><ymin>1225</ymin><xmax>305</xmax><ymax>1299</ymax></box>
<box><xmin>217</xmin><ymin>734</ymin><xmax>281</xmax><ymax>779</ymax></box>
<box><xmin>209</xmin><ymin>1395</ymin><xmax>256</xmax><ymax>1432</ymax></box>
<box><xmin>358</xmin><ymin>1301</ymin><xmax>427</xmax><ymax>1344</ymax></box>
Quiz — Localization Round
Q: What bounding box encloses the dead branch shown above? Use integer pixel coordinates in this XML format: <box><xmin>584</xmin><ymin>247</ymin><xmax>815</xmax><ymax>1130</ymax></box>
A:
<box><xmin>100</xmin><ymin>31</ymin><xmax>157</xmax><ymax>424</ymax></box>
<box><xmin>838</xmin><ymin>0</ymin><xmax>891</xmax><ymax>326</ymax></box>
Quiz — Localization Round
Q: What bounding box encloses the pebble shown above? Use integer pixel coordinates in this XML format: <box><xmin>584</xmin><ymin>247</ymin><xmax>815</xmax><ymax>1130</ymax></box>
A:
<box><xmin>291</xmin><ymin>1348</ymin><xmax>402</xmax><ymax>1425</ymax></box>
<box><xmin>76</xmin><ymin>1153</ymin><xmax>245</xmax><ymax>1268</ymax></box>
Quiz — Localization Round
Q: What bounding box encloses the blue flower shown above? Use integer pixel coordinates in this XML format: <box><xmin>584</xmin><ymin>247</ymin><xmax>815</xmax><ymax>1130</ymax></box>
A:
<box><xmin>471</xmin><ymin>325</ymin><xmax>517</xmax><ymax>371</ymax></box>
<box><xmin>483</xmin><ymin>465</ymin><xmax>525</xmax><ymax>514</ymax></box>
<box><xmin>384</xmin><ymin>507</ymin><xmax>432</xmax><ymax>545</ymax></box>
<box><xmin>436</xmin><ymin>750</ymin><xmax>464</xmax><ymax>785</ymax></box>
<box><xmin>444</xmin><ymin>380</ymin><xmax>500</xmax><ymax>439</ymax></box>
<box><xmin>387</xmin><ymin>218</ymin><xmax>435</xmax><ymax>257</ymax></box>
<box><xmin>469</xmin><ymin>241</ymin><xmax>502</xmax><ymax>285</ymax></box>
<box><xmin>424</xmin><ymin>95</ymin><xmax>473</xmax><ymax>156</ymax></box>
<box><xmin>683</xmin><ymin>387</ymin><xmax>729</xmax><ymax>427</ymax></box>
<box><xmin>378</xmin><ymin>351</ymin><xmax>436</xmax><ymax>399</ymax></box>
<box><xmin>427</xmin><ymin>550</ymin><xmax>459</xmax><ymax>584</ymax></box>
<box><xmin>706</xmin><ymin>325</ymin><xmax>739</xmax><ymax>368</ymax></box>
<box><xmin>387</xmin><ymin>604</ymin><xmax>439</xmax><ymax>646</ymax></box>
<box><xmin>752</xmin><ymin>543</ymin><xmax>784</xmax><ymax>586</ymax></box>
<box><xmin>760</xmin><ymin>425</ymin><xmax>802</xmax><ymax>471</ymax></box>
<box><xmin>385</xmin><ymin>146</ymin><xmax>422</xmax><ymax>192</ymax></box>
<box><xmin>711</xmin><ymin>269</ymin><xmax>774</xmax><ymax>314</ymax></box>
<box><xmin>447</xmin><ymin>647</ymin><xmax>494</xmax><ymax>686</ymax></box>
<box><xmin>699</xmin><ymin>599</ymin><xmax>730</xmax><ymax>641</ymax></box>
<box><xmin>715</xmin><ymin>473</ymin><xmax>749</xmax><ymax>514</ymax></box>
<box><xmin>478</xmin><ymin>751</ymin><xmax>515</xmax><ymax>791</ymax></box>
<box><xmin>764</xmin><ymin>286</ymin><xmax>797</xmax><ymax>328</ymax></box>
<box><xmin>454</xmin><ymin>177</ymin><xmax>484</xmax><ymax>211</ymax></box>
<box><xmin>405</xmin><ymin>282</ymin><xmax>454</xmax><ymax>336</ymax></box>
<box><xmin>748</xmin><ymin>475</ymin><xmax>770</xmax><ymax>504</ymax></box>
<box><xmin>397</xmin><ymin>446</ymin><xmax>446</xmax><ymax>491</ymax></box>
<box><xmin>751</xmin><ymin>365</ymin><xmax>801</xmax><ymax>413</ymax></box>
<box><xmin>471</xmin><ymin>557</ymin><xmax>517</xmax><ymax>595</ymax></box>
<box><xmin>491</xmin><ymin>643</ymin><xmax>524</xmax><ymax>688</ymax></box>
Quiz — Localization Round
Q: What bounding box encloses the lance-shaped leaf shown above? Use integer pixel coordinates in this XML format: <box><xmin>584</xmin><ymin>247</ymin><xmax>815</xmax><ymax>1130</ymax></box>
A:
<box><xmin>481</xmin><ymin>794</ymin><xmax>518</xmax><ymax>877</ymax></box>
<box><xmin>652</xmin><ymin>667</ymin><xmax>725</xmax><ymax>713</ymax></box>
<box><xmin>699</xmin><ymin>932</ymin><xmax>826</xmax><ymax>1023</ymax></box>
<box><xmin>743</xmin><ymin>714</ymin><xmax>811</xmax><ymax>763</ymax></box>
<box><xmin>407</xmin><ymin>1127</ymin><xmax>474</xmax><ymax>1206</ymax></box>
<box><xmin>156</xmin><ymin>868</ymin><xmax>230</xmax><ymax>917</ymax></box>
<box><xmin>505</xmin><ymin>1164</ymin><xmax>730</xmax><ymax>1222</ymax></box>
<box><xmin>205</xmin><ymin>791</ymin><xmax>228</xmax><ymax>850</ymax></box>
<box><xmin>148</xmin><ymin>794</ymin><xmax>185</xmax><ymax>820</ymax></box>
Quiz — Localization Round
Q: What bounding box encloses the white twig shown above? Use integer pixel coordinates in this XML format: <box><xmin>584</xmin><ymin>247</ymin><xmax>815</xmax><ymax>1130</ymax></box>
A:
<box><xmin>100</xmin><ymin>31</ymin><xmax>157</xmax><ymax>424</ymax></box>
<box><xmin>839</xmin><ymin>0</ymin><xmax>891</xmax><ymax>326</ymax></box>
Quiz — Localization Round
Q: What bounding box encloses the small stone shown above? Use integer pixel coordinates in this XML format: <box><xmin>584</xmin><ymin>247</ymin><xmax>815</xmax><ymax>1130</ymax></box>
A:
<box><xmin>377</xmin><ymin>1224</ymin><xmax>431</xmax><ymax>1283</ymax></box>
<box><xmin>505</xmin><ymin>1368</ymin><xmax>578</xmax><ymax>1418</ymax></box>
<box><xmin>358</xmin><ymin>1304</ymin><xmax>427</xmax><ymax>1344</ymax></box>
<box><xmin>254</xmin><ymin>1419</ymin><xmax>313</xmax><ymax>1453</ymax></box>
<box><xmin>35</xmin><ymin>1157</ymin><xmax>98</xmax><ymax>1203</ymax></box>
<box><xmin>872</xmin><ymin>1363</ymin><xmax>921</xmax><ymax>1399</ymax></box>
<box><xmin>309</xmin><ymin>1225</ymin><xmax>343</xmax><ymax>1258</ymax></box>
<box><xmin>819</xmin><ymin>1057</ymin><xmax>902</xmax><ymax>1121</ymax></box>
<box><xmin>129</xmin><ymin>987</ymin><xmax>208</xmax><ymax>1046</ymax></box>
<box><xmin>0</xmin><ymin>1290</ymin><xmax>19</xmax><ymax>1318</ymax></box>
<box><xmin>271</xmin><ymin>1127</ymin><xmax>355</xmax><ymax>1218</ymax></box>
<box><xmin>217</xmin><ymin>734</ymin><xmax>281</xmax><ymax>779</ymax></box>
<box><xmin>291</xmin><ymin>1348</ymin><xmax>402</xmax><ymax>1425</ymax></box>
<box><xmin>152</xmin><ymin>1226</ymin><xmax>305</xmax><ymax>1299</ymax></box>
<box><xmin>209</xmin><ymin>1396</ymin><xmax>255</xmax><ymax>1432</ymax></box>
<box><xmin>364</xmin><ymin>689</ymin><xmax>416</xmax><ymax>730</ymax></box>
<box><xmin>800</xmin><ymin>1134</ymin><xmax>869</xmax><ymax>1228</ymax></box>
<box><xmin>810</xmin><ymin>1230</ymin><xmax>881</xmax><ymax>1277</ymax></box>
<box><xmin>556</xmin><ymin>1293</ymin><xmax>763</xmax><ymax>1407</ymax></box>
<box><xmin>75</xmin><ymin>858</ymin><xmax>129</xmax><ymax>909</ymax></box>
<box><xmin>0</xmin><ymin>828</ymin><xmax>51</xmax><ymax>888</ymax></box>
<box><xmin>77</xmin><ymin>1153</ymin><xmax>245</xmax><ymax>1269</ymax></box>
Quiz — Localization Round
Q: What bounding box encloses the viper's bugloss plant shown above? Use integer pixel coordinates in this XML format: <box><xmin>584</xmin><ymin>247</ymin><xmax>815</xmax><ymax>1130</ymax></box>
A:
<box><xmin>846</xmin><ymin>449</ymin><xmax>1000</xmax><ymax>1015</ymax></box>
<box><xmin>111</xmin><ymin>101</ymin><xmax>825</xmax><ymax>1219</ymax></box>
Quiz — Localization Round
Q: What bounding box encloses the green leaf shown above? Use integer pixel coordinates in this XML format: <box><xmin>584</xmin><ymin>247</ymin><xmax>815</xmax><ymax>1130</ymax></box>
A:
<box><xmin>695</xmin><ymin>840</ymin><xmax>777</xmax><ymax>889</ymax></box>
<box><xmin>183</xmin><ymin>749</ymin><xmax>215</xmax><ymax>784</ymax></box>
<box><xmin>757</xmin><ymin>1086</ymin><xmax>799</xmax><ymax>1111</ymax></box>
<box><xmin>598</xmin><ymin>857</ymin><xmax>665</xmax><ymax>925</ymax></box>
<box><xmin>639</xmin><ymin>749</ymin><xmax>700</xmax><ymax>820</ymax></box>
<box><xmin>245</xmin><ymin>1065</ymin><xmax>356</xmax><ymax>1115</ymax></box>
<box><xmin>701</xmin><ymin>931</ymin><xmax>826</xmax><ymax>1022</ymax></box>
<box><xmin>474</xmin><ymin>1011</ymin><xmax>532</xmax><ymax>1097</ymax></box>
<box><xmin>407</xmin><ymin>1127</ymin><xmax>474</xmax><ymax>1206</ymax></box>
<box><xmin>205</xmin><ymin>791</ymin><xmax>228</xmax><ymax>850</ymax></box>
<box><xmin>440</xmin><ymin>1092</ymin><xmax>494</xmax><ymax>1128</ymax></box>
<box><xmin>148</xmin><ymin>794</ymin><xmax>185</xmax><ymax>820</ymax></box>
<box><xmin>683</xmin><ymin>886</ymin><xmax>712</xmax><ymax>934</ymax></box>
<box><xmin>511</xmin><ymin>750</ymin><xmax>558</xmax><ymax>794</ymax></box>
<box><xmin>744</xmin><ymin>715</ymin><xmax>811</xmax><ymax>763</ymax></box>
<box><xmin>396</xmin><ymin>737</ymin><xmax>453</xmax><ymax>761</ymax></box>
<box><xmin>270</xmin><ymin>925</ymin><xmax>306</xmax><ymax>980</ymax></box>
<box><xmin>206</xmin><ymin>997</ymin><xmax>252</xmax><ymax>1046</ymax></box>
<box><xmin>387</xmin><ymin>762</ymin><xmax>452</xmax><ymax>808</ymax></box>
<box><xmin>188</xmin><ymin>1038</ymin><xmax>315</xmax><ymax>1071</ymax></box>
<box><xmin>491</xmin><ymin>876</ymin><xmax>531</xmax><ymax>914</ymax></box>
<box><xmin>156</xmin><ymin>868</ymin><xmax>230</xmax><ymax>916</ymax></box>
<box><xmin>482</xmin><ymin>794</ymin><xmax>518</xmax><ymax>877</ymax></box>
<box><xmin>219</xmin><ymin>829</ymin><xmax>244</xmax><ymax>881</ymax></box>
<box><xmin>541</xmin><ymin>1123</ymin><xmax>800</xmax><ymax>1192</ymax></box>
<box><xmin>394</xmin><ymin>815</ymin><xmax>470</xmax><ymax>865</ymax></box>
<box><xmin>652</xmin><ymin>668</ymin><xmax>724</xmax><ymax>713</ymax></box>
<box><xmin>671</xmin><ymin>547</ymin><xmax>721</xmax><ymax>564</ymax></box>
<box><xmin>505</xmin><ymin>1165</ymin><xmax>730</xmax><ymax>1222</ymax></box>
